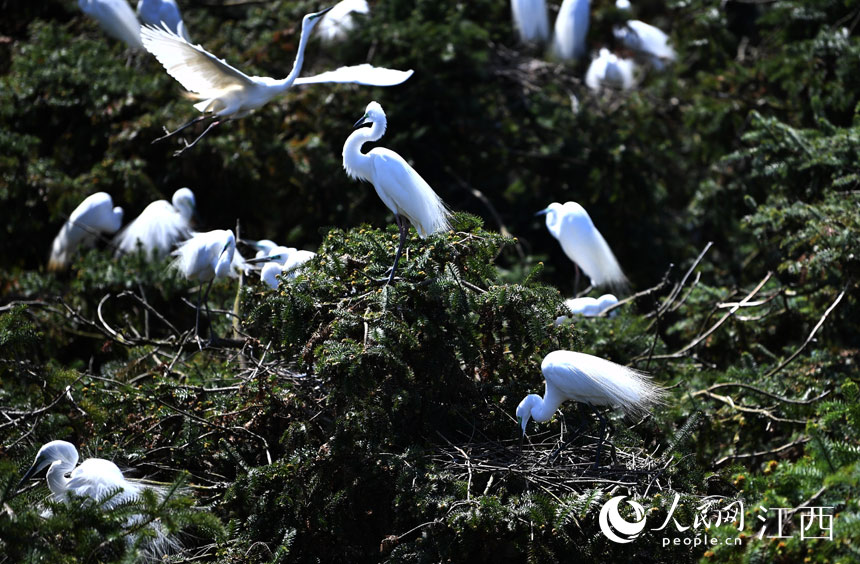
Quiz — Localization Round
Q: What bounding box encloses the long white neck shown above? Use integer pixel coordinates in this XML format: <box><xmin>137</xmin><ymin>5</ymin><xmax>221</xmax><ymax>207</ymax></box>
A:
<box><xmin>45</xmin><ymin>459</ymin><xmax>75</xmax><ymax>499</ymax></box>
<box><xmin>545</xmin><ymin>208</ymin><xmax>561</xmax><ymax>240</ymax></box>
<box><xmin>529</xmin><ymin>384</ymin><xmax>567</xmax><ymax>423</ymax></box>
<box><xmin>342</xmin><ymin>120</ymin><xmax>387</xmax><ymax>182</ymax></box>
<box><xmin>272</xmin><ymin>22</ymin><xmax>317</xmax><ymax>91</ymax></box>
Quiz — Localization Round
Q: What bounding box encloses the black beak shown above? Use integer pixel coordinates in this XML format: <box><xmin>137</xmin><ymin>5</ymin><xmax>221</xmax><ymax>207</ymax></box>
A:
<box><xmin>245</xmin><ymin>256</ymin><xmax>271</xmax><ymax>265</ymax></box>
<box><xmin>353</xmin><ymin>116</ymin><xmax>369</xmax><ymax>129</ymax></box>
<box><xmin>16</xmin><ymin>463</ymin><xmax>41</xmax><ymax>491</ymax></box>
<box><xmin>313</xmin><ymin>5</ymin><xmax>334</xmax><ymax>18</ymax></box>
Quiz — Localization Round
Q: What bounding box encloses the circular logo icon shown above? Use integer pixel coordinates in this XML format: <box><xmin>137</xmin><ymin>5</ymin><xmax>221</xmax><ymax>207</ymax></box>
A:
<box><xmin>598</xmin><ymin>495</ymin><xmax>647</xmax><ymax>543</ymax></box>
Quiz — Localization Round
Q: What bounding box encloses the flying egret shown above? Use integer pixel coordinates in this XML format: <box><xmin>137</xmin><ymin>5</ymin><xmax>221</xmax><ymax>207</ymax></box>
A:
<box><xmin>510</xmin><ymin>0</ymin><xmax>550</xmax><ymax>44</ymax></box>
<box><xmin>171</xmin><ymin>229</ymin><xmax>237</xmax><ymax>339</ymax></box>
<box><xmin>316</xmin><ymin>0</ymin><xmax>369</xmax><ymax>43</ymax></box>
<box><xmin>556</xmin><ymin>293</ymin><xmax>619</xmax><ymax>322</ymax></box>
<box><xmin>552</xmin><ymin>0</ymin><xmax>590</xmax><ymax>61</ymax></box>
<box><xmin>137</xmin><ymin>0</ymin><xmax>191</xmax><ymax>42</ymax></box>
<box><xmin>48</xmin><ymin>192</ymin><xmax>124</xmax><ymax>271</ymax></box>
<box><xmin>140</xmin><ymin>8</ymin><xmax>414</xmax><ymax>155</ymax></box>
<box><xmin>78</xmin><ymin>0</ymin><xmax>144</xmax><ymax>50</ymax></box>
<box><xmin>516</xmin><ymin>350</ymin><xmax>662</xmax><ymax>465</ymax></box>
<box><xmin>18</xmin><ymin>440</ymin><xmax>176</xmax><ymax>557</ymax></box>
<box><xmin>343</xmin><ymin>101</ymin><xmax>452</xmax><ymax>285</ymax></box>
<box><xmin>614</xmin><ymin>20</ymin><xmax>676</xmax><ymax>70</ymax></box>
<box><xmin>113</xmin><ymin>188</ymin><xmax>196</xmax><ymax>259</ymax></box>
<box><xmin>537</xmin><ymin>201</ymin><xmax>628</xmax><ymax>292</ymax></box>
<box><xmin>584</xmin><ymin>48</ymin><xmax>636</xmax><ymax>91</ymax></box>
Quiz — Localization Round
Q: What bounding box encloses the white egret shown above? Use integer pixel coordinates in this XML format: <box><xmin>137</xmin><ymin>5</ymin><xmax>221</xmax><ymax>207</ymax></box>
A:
<box><xmin>137</xmin><ymin>0</ymin><xmax>191</xmax><ymax>42</ymax></box>
<box><xmin>140</xmin><ymin>8</ymin><xmax>414</xmax><ymax>155</ymax></box>
<box><xmin>552</xmin><ymin>0</ymin><xmax>590</xmax><ymax>61</ymax></box>
<box><xmin>18</xmin><ymin>440</ymin><xmax>175</xmax><ymax>557</ymax></box>
<box><xmin>246</xmin><ymin>246</ymin><xmax>317</xmax><ymax>289</ymax></box>
<box><xmin>316</xmin><ymin>0</ymin><xmax>369</xmax><ymax>43</ymax></box>
<box><xmin>516</xmin><ymin>350</ymin><xmax>662</xmax><ymax>465</ymax></box>
<box><xmin>48</xmin><ymin>192</ymin><xmax>124</xmax><ymax>271</ymax></box>
<box><xmin>537</xmin><ymin>201</ymin><xmax>627</xmax><ymax>292</ymax></box>
<box><xmin>510</xmin><ymin>0</ymin><xmax>550</xmax><ymax>44</ymax></box>
<box><xmin>562</xmin><ymin>293</ymin><xmax>619</xmax><ymax>318</ymax></box>
<box><xmin>584</xmin><ymin>48</ymin><xmax>636</xmax><ymax>91</ymax></box>
<box><xmin>78</xmin><ymin>0</ymin><xmax>144</xmax><ymax>50</ymax></box>
<box><xmin>614</xmin><ymin>20</ymin><xmax>676</xmax><ymax>70</ymax></box>
<box><xmin>240</xmin><ymin>238</ymin><xmax>278</xmax><ymax>259</ymax></box>
<box><xmin>171</xmin><ymin>229</ymin><xmax>237</xmax><ymax>338</ymax></box>
<box><xmin>113</xmin><ymin>188</ymin><xmax>196</xmax><ymax>259</ymax></box>
<box><xmin>343</xmin><ymin>101</ymin><xmax>452</xmax><ymax>285</ymax></box>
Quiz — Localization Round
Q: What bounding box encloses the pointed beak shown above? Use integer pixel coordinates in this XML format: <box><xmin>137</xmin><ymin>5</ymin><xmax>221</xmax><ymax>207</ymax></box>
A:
<box><xmin>534</xmin><ymin>208</ymin><xmax>550</xmax><ymax>217</ymax></box>
<box><xmin>245</xmin><ymin>256</ymin><xmax>271</xmax><ymax>265</ymax></box>
<box><xmin>353</xmin><ymin>115</ymin><xmax>369</xmax><ymax>129</ymax></box>
<box><xmin>312</xmin><ymin>5</ymin><xmax>334</xmax><ymax>18</ymax></box>
<box><xmin>17</xmin><ymin>462</ymin><xmax>42</xmax><ymax>491</ymax></box>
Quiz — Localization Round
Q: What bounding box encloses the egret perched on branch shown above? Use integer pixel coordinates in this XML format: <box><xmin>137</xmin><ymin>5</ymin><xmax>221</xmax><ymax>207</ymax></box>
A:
<box><xmin>552</xmin><ymin>0</ymin><xmax>590</xmax><ymax>61</ymax></box>
<box><xmin>140</xmin><ymin>7</ymin><xmax>414</xmax><ymax>155</ymax></box>
<box><xmin>510</xmin><ymin>0</ymin><xmax>550</xmax><ymax>44</ymax></box>
<box><xmin>137</xmin><ymin>0</ymin><xmax>191</xmax><ymax>41</ymax></box>
<box><xmin>18</xmin><ymin>440</ymin><xmax>176</xmax><ymax>557</ymax></box>
<box><xmin>78</xmin><ymin>0</ymin><xmax>144</xmax><ymax>50</ymax></box>
<box><xmin>316</xmin><ymin>0</ymin><xmax>369</xmax><ymax>43</ymax></box>
<box><xmin>537</xmin><ymin>201</ymin><xmax>627</xmax><ymax>292</ymax></box>
<box><xmin>247</xmin><ymin>246</ymin><xmax>317</xmax><ymax>289</ymax></box>
<box><xmin>584</xmin><ymin>48</ymin><xmax>636</xmax><ymax>91</ymax></box>
<box><xmin>516</xmin><ymin>350</ymin><xmax>662</xmax><ymax>465</ymax></box>
<box><xmin>171</xmin><ymin>229</ymin><xmax>237</xmax><ymax>338</ymax></box>
<box><xmin>114</xmin><ymin>188</ymin><xmax>196</xmax><ymax>259</ymax></box>
<box><xmin>343</xmin><ymin>101</ymin><xmax>452</xmax><ymax>285</ymax></box>
<box><xmin>48</xmin><ymin>192</ymin><xmax>124</xmax><ymax>271</ymax></box>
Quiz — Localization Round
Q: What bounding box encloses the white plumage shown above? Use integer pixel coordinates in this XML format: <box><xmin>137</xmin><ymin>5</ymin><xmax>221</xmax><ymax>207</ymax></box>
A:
<box><xmin>539</xmin><ymin>201</ymin><xmax>627</xmax><ymax>291</ymax></box>
<box><xmin>255</xmin><ymin>247</ymin><xmax>317</xmax><ymax>289</ymax></box>
<box><xmin>171</xmin><ymin>229</ymin><xmax>236</xmax><ymax>282</ymax></box>
<box><xmin>343</xmin><ymin>101</ymin><xmax>451</xmax><ymax>284</ymax></box>
<box><xmin>316</xmin><ymin>0</ymin><xmax>369</xmax><ymax>43</ymax></box>
<box><xmin>516</xmin><ymin>350</ymin><xmax>662</xmax><ymax>434</ymax></box>
<box><xmin>566</xmin><ymin>293</ymin><xmax>619</xmax><ymax>317</ymax></box>
<box><xmin>585</xmin><ymin>48</ymin><xmax>636</xmax><ymax>91</ymax></box>
<box><xmin>19</xmin><ymin>440</ymin><xmax>176</xmax><ymax>558</ymax></box>
<box><xmin>113</xmin><ymin>188</ymin><xmax>195</xmax><ymax>259</ymax></box>
<box><xmin>614</xmin><ymin>20</ymin><xmax>676</xmax><ymax>70</ymax></box>
<box><xmin>78</xmin><ymin>0</ymin><xmax>143</xmax><ymax>49</ymax></box>
<box><xmin>48</xmin><ymin>192</ymin><xmax>124</xmax><ymax>271</ymax></box>
<box><xmin>552</xmin><ymin>0</ymin><xmax>590</xmax><ymax>61</ymax></box>
<box><xmin>510</xmin><ymin>0</ymin><xmax>550</xmax><ymax>43</ymax></box>
<box><xmin>137</xmin><ymin>0</ymin><xmax>191</xmax><ymax>42</ymax></box>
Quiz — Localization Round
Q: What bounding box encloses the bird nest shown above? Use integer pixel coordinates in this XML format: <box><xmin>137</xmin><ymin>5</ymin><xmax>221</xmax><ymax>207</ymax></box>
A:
<box><xmin>433</xmin><ymin>428</ymin><xmax>671</xmax><ymax>498</ymax></box>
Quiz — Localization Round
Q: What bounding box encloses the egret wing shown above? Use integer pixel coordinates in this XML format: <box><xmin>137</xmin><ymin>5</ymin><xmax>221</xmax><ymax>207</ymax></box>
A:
<box><xmin>81</xmin><ymin>0</ymin><xmax>143</xmax><ymax>49</ymax></box>
<box><xmin>369</xmin><ymin>149</ymin><xmax>450</xmax><ymax>238</ymax></box>
<box><xmin>114</xmin><ymin>201</ymin><xmax>192</xmax><ymax>258</ymax></box>
<box><xmin>294</xmin><ymin>64</ymin><xmax>414</xmax><ymax>87</ymax></box>
<box><xmin>140</xmin><ymin>25</ymin><xmax>254</xmax><ymax>95</ymax></box>
<box><xmin>511</xmin><ymin>0</ymin><xmax>549</xmax><ymax>43</ymax></box>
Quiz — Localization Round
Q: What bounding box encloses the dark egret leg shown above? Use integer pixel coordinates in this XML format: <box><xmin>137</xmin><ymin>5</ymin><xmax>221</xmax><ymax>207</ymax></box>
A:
<box><xmin>173</xmin><ymin>120</ymin><xmax>223</xmax><ymax>156</ymax></box>
<box><xmin>152</xmin><ymin>115</ymin><xmax>208</xmax><ymax>144</ymax></box>
<box><xmin>385</xmin><ymin>215</ymin><xmax>409</xmax><ymax>285</ymax></box>
<box><xmin>590</xmin><ymin>406</ymin><xmax>617</xmax><ymax>468</ymax></box>
<box><xmin>548</xmin><ymin>406</ymin><xmax>590</xmax><ymax>463</ymax></box>
<box><xmin>195</xmin><ymin>279</ymin><xmax>215</xmax><ymax>347</ymax></box>
<box><xmin>573</xmin><ymin>263</ymin><xmax>581</xmax><ymax>296</ymax></box>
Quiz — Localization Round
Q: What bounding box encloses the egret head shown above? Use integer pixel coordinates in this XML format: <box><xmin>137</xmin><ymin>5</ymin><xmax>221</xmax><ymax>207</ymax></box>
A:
<box><xmin>172</xmin><ymin>188</ymin><xmax>196</xmax><ymax>220</ymax></box>
<box><xmin>213</xmin><ymin>231</ymin><xmax>236</xmax><ymax>279</ymax></box>
<box><xmin>19</xmin><ymin>440</ymin><xmax>79</xmax><ymax>485</ymax></box>
<box><xmin>535</xmin><ymin>202</ymin><xmax>564</xmax><ymax>236</ymax></box>
<box><xmin>110</xmin><ymin>206</ymin><xmax>125</xmax><ymax>232</ymax></box>
<box><xmin>353</xmin><ymin>101</ymin><xmax>386</xmax><ymax>129</ymax></box>
<box><xmin>515</xmin><ymin>394</ymin><xmax>541</xmax><ymax>436</ymax></box>
<box><xmin>304</xmin><ymin>5</ymin><xmax>334</xmax><ymax>29</ymax></box>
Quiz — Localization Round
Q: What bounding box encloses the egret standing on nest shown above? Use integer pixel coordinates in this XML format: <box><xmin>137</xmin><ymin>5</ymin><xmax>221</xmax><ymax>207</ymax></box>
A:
<box><xmin>516</xmin><ymin>350</ymin><xmax>662</xmax><ymax>466</ymax></box>
<box><xmin>537</xmin><ymin>201</ymin><xmax>628</xmax><ymax>292</ymax></box>
<box><xmin>140</xmin><ymin>7</ymin><xmax>414</xmax><ymax>155</ymax></box>
<box><xmin>18</xmin><ymin>440</ymin><xmax>176</xmax><ymax>557</ymax></box>
<box><xmin>343</xmin><ymin>101</ymin><xmax>452</xmax><ymax>285</ymax></box>
<box><xmin>48</xmin><ymin>192</ymin><xmax>124</xmax><ymax>271</ymax></box>
<box><xmin>171</xmin><ymin>229</ymin><xmax>237</xmax><ymax>340</ymax></box>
